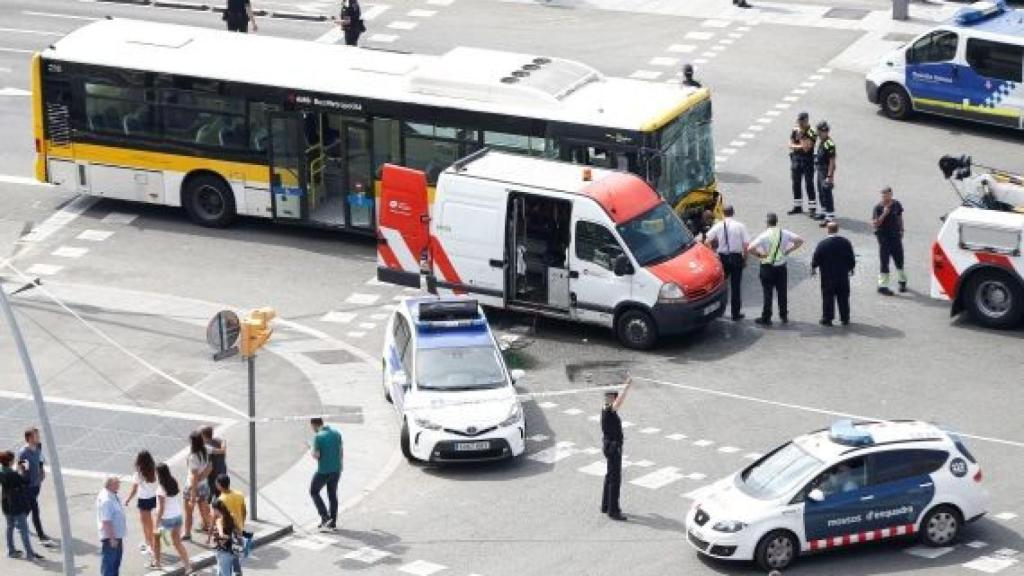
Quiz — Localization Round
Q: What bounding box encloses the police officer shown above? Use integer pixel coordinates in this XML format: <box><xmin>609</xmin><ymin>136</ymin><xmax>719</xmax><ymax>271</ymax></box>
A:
<box><xmin>681</xmin><ymin>63</ymin><xmax>702</xmax><ymax>88</ymax></box>
<box><xmin>750</xmin><ymin>212</ymin><xmax>804</xmax><ymax>326</ymax></box>
<box><xmin>601</xmin><ymin>375</ymin><xmax>634</xmax><ymax>522</ymax></box>
<box><xmin>814</xmin><ymin>121</ymin><xmax>837</xmax><ymax>227</ymax></box>
<box><xmin>872</xmin><ymin>186</ymin><xmax>906</xmax><ymax>295</ymax></box>
<box><xmin>787</xmin><ymin>112</ymin><xmax>816</xmax><ymax>217</ymax></box>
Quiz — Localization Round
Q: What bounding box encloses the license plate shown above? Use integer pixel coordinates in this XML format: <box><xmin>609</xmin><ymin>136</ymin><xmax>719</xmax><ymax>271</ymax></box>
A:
<box><xmin>703</xmin><ymin>301</ymin><xmax>722</xmax><ymax>316</ymax></box>
<box><xmin>455</xmin><ymin>441</ymin><xmax>490</xmax><ymax>451</ymax></box>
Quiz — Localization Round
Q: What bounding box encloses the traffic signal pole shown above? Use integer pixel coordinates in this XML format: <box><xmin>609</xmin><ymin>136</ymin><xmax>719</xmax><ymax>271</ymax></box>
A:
<box><xmin>238</xmin><ymin>307</ymin><xmax>274</xmax><ymax>522</ymax></box>
<box><xmin>247</xmin><ymin>354</ymin><xmax>258</xmax><ymax>520</ymax></box>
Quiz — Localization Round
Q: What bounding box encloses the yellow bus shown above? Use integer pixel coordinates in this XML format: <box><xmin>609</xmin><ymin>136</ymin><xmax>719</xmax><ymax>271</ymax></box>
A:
<box><xmin>33</xmin><ymin>18</ymin><xmax>718</xmax><ymax>232</ymax></box>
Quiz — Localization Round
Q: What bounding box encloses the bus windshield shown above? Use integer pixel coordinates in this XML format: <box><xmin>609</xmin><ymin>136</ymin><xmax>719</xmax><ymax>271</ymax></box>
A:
<box><xmin>653</xmin><ymin>99</ymin><xmax>715</xmax><ymax>208</ymax></box>
<box><xmin>616</xmin><ymin>203</ymin><xmax>694</xmax><ymax>267</ymax></box>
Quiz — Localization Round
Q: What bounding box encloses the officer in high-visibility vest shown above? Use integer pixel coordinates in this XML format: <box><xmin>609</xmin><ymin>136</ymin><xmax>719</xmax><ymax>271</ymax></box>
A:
<box><xmin>787</xmin><ymin>112</ymin><xmax>817</xmax><ymax>217</ymax></box>
<box><xmin>814</xmin><ymin>121</ymin><xmax>837</xmax><ymax>227</ymax></box>
<box><xmin>750</xmin><ymin>212</ymin><xmax>804</xmax><ymax>326</ymax></box>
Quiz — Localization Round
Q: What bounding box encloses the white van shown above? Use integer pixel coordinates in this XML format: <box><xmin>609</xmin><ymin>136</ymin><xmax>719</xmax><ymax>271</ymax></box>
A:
<box><xmin>376</xmin><ymin>150</ymin><xmax>727</xmax><ymax>349</ymax></box>
<box><xmin>866</xmin><ymin>0</ymin><xmax>1024</xmax><ymax>129</ymax></box>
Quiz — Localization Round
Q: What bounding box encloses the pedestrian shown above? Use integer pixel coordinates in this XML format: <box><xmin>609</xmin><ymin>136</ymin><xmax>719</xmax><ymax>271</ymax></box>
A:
<box><xmin>337</xmin><ymin>0</ymin><xmax>365</xmax><ymax>46</ymax></box>
<box><xmin>873</xmin><ymin>186</ymin><xmax>907</xmax><ymax>295</ymax></box>
<box><xmin>732</xmin><ymin>0</ymin><xmax>751</xmax><ymax>8</ymax></box>
<box><xmin>183</xmin><ymin>431</ymin><xmax>213</xmax><ymax>543</ymax></box>
<box><xmin>750</xmin><ymin>212</ymin><xmax>804</xmax><ymax>326</ymax></box>
<box><xmin>0</xmin><ymin>450</ymin><xmax>42</xmax><ymax>561</ymax></box>
<box><xmin>153</xmin><ymin>463</ymin><xmax>191</xmax><ymax>574</ymax></box>
<box><xmin>212</xmin><ymin>499</ymin><xmax>240</xmax><ymax>576</ymax></box>
<box><xmin>681</xmin><ymin>63</ymin><xmax>701</xmax><ymax>88</ymax></box>
<box><xmin>814</xmin><ymin>120</ymin><xmax>837</xmax><ymax>227</ymax></box>
<box><xmin>811</xmin><ymin>221</ymin><xmax>856</xmax><ymax>326</ymax></box>
<box><xmin>787</xmin><ymin>112</ymin><xmax>817</xmax><ymax>217</ymax></box>
<box><xmin>704</xmin><ymin>204</ymin><xmax>750</xmax><ymax>321</ymax></box>
<box><xmin>601</xmin><ymin>375</ymin><xmax>634</xmax><ymax>522</ymax></box>
<box><xmin>96</xmin><ymin>476</ymin><xmax>127</xmax><ymax>576</ymax></box>
<box><xmin>201</xmin><ymin>426</ymin><xmax>228</xmax><ymax>500</ymax></box>
<box><xmin>18</xmin><ymin>427</ymin><xmax>55</xmax><ymax>549</ymax></box>
<box><xmin>213</xmin><ymin>475</ymin><xmax>249</xmax><ymax>574</ymax></box>
<box><xmin>223</xmin><ymin>0</ymin><xmax>257</xmax><ymax>33</ymax></box>
<box><xmin>123</xmin><ymin>450</ymin><xmax>158</xmax><ymax>566</ymax></box>
<box><xmin>309</xmin><ymin>417</ymin><xmax>343</xmax><ymax>531</ymax></box>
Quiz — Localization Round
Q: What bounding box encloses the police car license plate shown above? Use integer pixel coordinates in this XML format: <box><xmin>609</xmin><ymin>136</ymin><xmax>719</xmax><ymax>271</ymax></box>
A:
<box><xmin>455</xmin><ymin>441</ymin><xmax>490</xmax><ymax>452</ymax></box>
<box><xmin>703</xmin><ymin>301</ymin><xmax>721</xmax><ymax>316</ymax></box>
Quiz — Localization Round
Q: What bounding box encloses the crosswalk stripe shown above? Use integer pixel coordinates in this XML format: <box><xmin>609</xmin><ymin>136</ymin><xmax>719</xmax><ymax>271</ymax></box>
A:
<box><xmin>630</xmin><ymin>466</ymin><xmax>686</xmax><ymax>489</ymax></box>
<box><xmin>527</xmin><ymin>441</ymin><xmax>577</xmax><ymax>464</ymax></box>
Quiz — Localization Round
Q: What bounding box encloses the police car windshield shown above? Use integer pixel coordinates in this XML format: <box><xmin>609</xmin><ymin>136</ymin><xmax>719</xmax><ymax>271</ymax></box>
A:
<box><xmin>616</xmin><ymin>203</ymin><xmax>694</xmax><ymax>267</ymax></box>
<box><xmin>739</xmin><ymin>442</ymin><xmax>823</xmax><ymax>500</ymax></box>
<box><xmin>416</xmin><ymin>346</ymin><xmax>507</xmax><ymax>391</ymax></box>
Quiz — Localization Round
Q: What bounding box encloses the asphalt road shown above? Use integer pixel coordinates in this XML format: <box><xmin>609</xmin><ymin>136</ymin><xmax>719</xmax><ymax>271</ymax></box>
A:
<box><xmin>1</xmin><ymin>0</ymin><xmax>1023</xmax><ymax>575</ymax></box>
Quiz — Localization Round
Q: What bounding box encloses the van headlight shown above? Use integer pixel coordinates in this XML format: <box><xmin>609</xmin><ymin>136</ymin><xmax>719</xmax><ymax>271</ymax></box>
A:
<box><xmin>658</xmin><ymin>282</ymin><xmax>687</xmax><ymax>303</ymax></box>
<box><xmin>499</xmin><ymin>403</ymin><xmax>523</xmax><ymax>427</ymax></box>
<box><xmin>712</xmin><ymin>520</ymin><xmax>747</xmax><ymax>533</ymax></box>
<box><xmin>413</xmin><ymin>416</ymin><xmax>442</xmax><ymax>431</ymax></box>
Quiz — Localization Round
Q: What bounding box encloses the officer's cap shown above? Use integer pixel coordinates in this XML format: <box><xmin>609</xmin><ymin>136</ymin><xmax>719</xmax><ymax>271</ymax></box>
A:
<box><xmin>817</xmin><ymin>120</ymin><xmax>830</xmax><ymax>131</ymax></box>
<box><xmin>797</xmin><ymin>111</ymin><xmax>809</xmax><ymax>121</ymax></box>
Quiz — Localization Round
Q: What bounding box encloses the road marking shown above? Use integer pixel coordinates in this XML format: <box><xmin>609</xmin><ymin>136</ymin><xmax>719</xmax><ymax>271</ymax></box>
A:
<box><xmin>719</xmin><ymin>38</ymin><xmax>734</xmax><ymax>45</ymax></box>
<box><xmin>369</xmin><ymin>313</ymin><xmax>388</xmax><ymax>320</ymax></box>
<box><xmin>320</xmin><ymin>311</ymin><xmax>356</xmax><ymax>323</ymax></box>
<box><xmin>968</xmin><ymin>541</ymin><xmax>990</xmax><ymax>549</ymax></box>
<box><xmin>749</xmin><ymin>125</ymin><xmax>766</xmax><ymax>131</ymax></box>
<box><xmin>621</xmin><ymin>421</ymin><xmax>635</xmax><ymax>429</ymax></box>
<box><xmin>344</xmin><ymin>546</ymin><xmax>393</xmax><ymax>564</ymax></box>
<box><xmin>0</xmin><ymin>47</ymin><xmax>34</xmax><ymax>55</ymax></box>
<box><xmin>693</xmin><ymin>58</ymin><xmax>708</xmax><ymax>65</ymax></box>
<box><xmin>16</xmin><ymin>196</ymin><xmax>96</xmax><ymax>245</ymax></box>
<box><xmin>728</xmin><ymin>32</ymin><xmax>743</xmax><ymax>38</ymax></box>
<box><xmin>782</xmin><ymin>95</ymin><xmax>799</xmax><ymax>102</ymax></box>
<box><xmin>744</xmin><ymin>452</ymin><xmax>763</xmax><ymax>460</ymax></box>
<box><xmin>26</xmin><ymin>263</ymin><xmax>63</xmax><ymax>275</ymax></box>
<box><xmin>963</xmin><ymin>556</ymin><xmax>1017</xmax><ymax>573</ymax></box>
<box><xmin>101</xmin><ymin>212</ymin><xmax>137</xmax><ymax>225</ymax></box>
<box><xmin>22</xmin><ymin>10</ymin><xmax>99</xmax><ymax>20</ymax></box>
<box><xmin>737</xmin><ymin>25</ymin><xmax>752</xmax><ymax>32</ymax></box>
<box><xmin>625</xmin><ymin>459</ymin><xmax>654</xmax><ymax>468</ymax></box>
<box><xmin>685</xmin><ymin>472</ymin><xmax>706</xmax><ymax>480</ymax></box>
<box><xmin>637</xmin><ymin>375</ymin><xmax>1024</xmax><ymax>450</ymax></box>
<box><xmin>387</xmin><ymin>20</ymin><xmax>418</xmax><ymax>30</ymax></box>
<box><xmin>729</xmin><ymin>140</ymin><xmax>747</xmax><ymax>147</ymax></box>
<box><xmin>649</xmin><ymin>56</ymin><xmax>678</xmax><ymax>67</ymax></box>
<box><xmin>407</xmin><ymin>9</ymin><xmax>437</xmax><ymax>17</ymax></box>
<box><xmin>739</xmin><ymin>133</ymin><xmax>755</xmax><ymax>139</ymax></box>
<box><xmin>700</xmin><ymin>51</ymin><xmax>717</xmax><ymax>58</ymax></box>
<box><xmin>581</xmin><ymin>446</ymin><xmax>601</xmax><ymax>455</ymax></box>
<box><xmin>368</xmin><ymin>33</ymin><xmax>398</xmax><ymax>42</ymax></box>
<box><xmin>563</xmin><ymin>407</ymin><xmax>583</xmax><ymax>415</ymax></box>
<box><xmin>809</xmin><ymin>74</ymin><xmax>825</xmax><ymax>80</ymax></box>
<box><xmin>288</xmin><ymin>535</ymin><xmax>334</xmax><ymax>551</ymax></box>
<box><xmin>0</xmin><ymin>174</ymin><xmax>49</xmax><ymax>187</ymax></box>
<box><xmin>693</xmin><ymin>439</ymin><xmax>714</xmax><ymax>447</ymax></box>
<box><xmin>714</xmin><ymin>155</ymin><xmax>727</xmax><ymax>164</ymax></box>
<box><xmin>315</xmin><ymin>26</ymin><xmax>344</xmax><ymax>44</ymax></box>
<box><xmin>0</xmin><ymin>86</ymin><xmax>31</xmax><ymax>95</ymax></box>
<box><xmin>720</xmin><ymin>148</ymin><xmax>737</xmax><ymax>155</ymax></box>
<box><xmin>995</xmin><ymin>512</ymin><xmax>1018</xmax><ymax>521</ymax></box>
<box><xmin>363</xmin><ymin>4</ymin><xmax>391</xmax><ymax>20</ymax></box>
<box><xmin>667</xmin><ymin>44</ymin><xmax>696</xmax><ymax>53</ymax></box>
<box><xmin>346</xmin><ymin>331</ymin><xmax>366</xmax><ymax>338</ymax></box>
<box><xmin>426</xmin><ymin>0</ymin><xmax>455</xmax><ymax>4</ymax></box>
<box><xmin>717</xmin><ymin>446</ymin><xmax>740</xmax><ymax>454</ymax></box>
<box><xmin>639</xmin><ymin>427</ymin><xmax>661</xmax><ymax>434</ymax></box>
<box><xmin>818</xmin><ymin>67</ymin><xmax>833</xmax><ymax>73</ymax></box>
<box><xmin>0</xmin><ymin>390</ymin><xmax>234</xmax><ymax>424</ymax></box>
<box><xmin>527</xmin><ymin>441</ymin><xmax>577</xmax><ymax>464</ymax></box>
<box><xmin>666</xmin><ymin>433</ymin><xmax>688</xmax><ymax>440</ymax></box>
<box><xmin>588</xmin><ymin>414</ymin><xmax>600</xmax><ymax>421</ymax></box>
<box><xmin>630</xmin><ymin>466</ymin><xmax>685</xmax><ymax>489</ymax></box>
<box><xmin>0</xmin><ymin>27</ymin><xmax>63</xmax><ymax>36</ymax></box>
<box><xmin>792</xmin><ymin>88</ymin><xmax>808</xmax><ymax>95</ymax></box>
<box><xmin>757</xmin><ymin>117</ymin><xmax>774</xmax><ymax>123</ymax></box>
<box><xmin>905</xmin><ymin>546</ymin><xmax>955</xmax><ymax>559</ymax></box>
<box><xmin>398</xmin><ymin>563</ymin><xmax>447</xmax><ymax>576</ymax></box>
<box><xmin>345</xmin><ymin>292</ymin><xmax>380</xmax><ymax>305</ymax></box>
<box><xmin>357</xmin><ymin>322</ymin><xmax>376</xmax><ymax>330</ymax></box>
<box><xmin>701</xmin><ymin>19</ymin><xmax>730</xmax><ymax>27</ymax></box>
<box><xmin>711</xmin><ymin>45</ymin><xmax>727</xmax><ymax>52</ymax></box>
<box><xmin>579</xmin><ymin>461</ymin><xmax>606</xmax><ymax>476</ymax></box>
<box><xmin>76</xmin><ymin>229</ymin><xmax>113</xmax><ymax>242</ymax></box>
<box><xmin>684</xmin><ymin>31</ymin><xmax>714</xmax><ymax>40</ymax></box>
<box><xmin>52</xmin><ymin>246</ymin><xmax>88</xmax><ymax>258</ymax></box>
<box><xmin>630</xmin><ymin>70</ymin><xmax>662</xmax><ymax>80</ymax></box>
<box><xmin>538</xmin><ymin>401</ymin><xmax>558</xmax><ymax>409</ymax></box>
<box><xmin>775</xmin><ymin>103</ymin><xmax>791</xmax><ymax>109</ymax></box>
<box><xmin>527</xmin><ymin>434</ymin><xmax>549</xmax><ymax>442</ymax></box>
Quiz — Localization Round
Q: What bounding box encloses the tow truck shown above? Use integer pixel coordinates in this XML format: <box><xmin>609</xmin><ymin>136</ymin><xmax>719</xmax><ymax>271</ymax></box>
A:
<box><xmin>932</xmin><ymin>155</ymin><xmax>1024</xmax><ymax>328</ymax></box>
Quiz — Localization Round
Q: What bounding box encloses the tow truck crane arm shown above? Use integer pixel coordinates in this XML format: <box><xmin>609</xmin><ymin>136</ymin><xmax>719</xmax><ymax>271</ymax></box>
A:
<box><xmin>939</xmin><ymin>154</ymin><xmax>1024</xmax><ymax>214</ymax></box>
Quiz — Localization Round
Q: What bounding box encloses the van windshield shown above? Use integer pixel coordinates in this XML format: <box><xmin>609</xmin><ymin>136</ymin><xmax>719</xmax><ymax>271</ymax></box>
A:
<box><xmin>616</xmin><ymin>203</ymin><xmax>694</xmax><ymax>267</ymax></box>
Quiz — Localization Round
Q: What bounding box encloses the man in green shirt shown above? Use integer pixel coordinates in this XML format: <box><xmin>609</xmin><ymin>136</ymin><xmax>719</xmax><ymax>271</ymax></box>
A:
<box><xmin>309</xmin><ymin>418</ymin><xmax>343</xmax><ymax>530</ymax></box>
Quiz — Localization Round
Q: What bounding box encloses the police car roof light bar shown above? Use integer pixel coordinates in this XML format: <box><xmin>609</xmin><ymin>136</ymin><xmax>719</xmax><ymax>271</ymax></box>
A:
<box><xmin>829</xmin><ymin>419</ymin><xmax>875</xmax><ymax>447</ymax></box>
<box><xmin>417</xmin><ymin>299</ymin><xmax>482</xmax><ymax>322</ymax></box>
<box><xmin>954</xmin><ymin>0</ymin><xmax>1007</xmax><ymax>25</ymax></box>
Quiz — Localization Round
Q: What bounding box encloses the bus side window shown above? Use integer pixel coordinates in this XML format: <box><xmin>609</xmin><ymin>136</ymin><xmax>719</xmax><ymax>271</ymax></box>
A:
<box><xmin>373</xmin><ymin>117</ymin><xmax>400</xmax><ymax>178</ymax></box>
<box><xmin>249</xmin><ymin>102</ymin><xmax>280</xmax><ymax>153</ymax></box>
<box><xmin>84</xmin><ymin>82</ymin><xmax>158</xmax><ymax>138</ymax></box>
<box><xmin>482</xmin><ymin>132</ymin><xmax>545</xmax><ymax>156</ymax></box>
<box><xmin>402</xmin><ymin>122</ymin><xmax>478</xmax><ymax>185</ymax></box>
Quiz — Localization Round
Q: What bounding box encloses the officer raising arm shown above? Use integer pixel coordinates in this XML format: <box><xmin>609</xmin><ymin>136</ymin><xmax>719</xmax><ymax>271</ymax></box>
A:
<box><xmin>601</xmin><ymin>375</ymin><xmax>634</xmax><ymax>522</ymax></box>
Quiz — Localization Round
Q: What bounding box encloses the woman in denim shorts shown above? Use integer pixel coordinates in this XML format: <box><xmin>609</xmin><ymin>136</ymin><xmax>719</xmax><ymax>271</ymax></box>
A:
<box><xmin>153</xmin><ymin>463</ymin><xmax>191</xmax><ymax>574</ymax></box>
<box><xmin>183</xmin><ymin>431</ymin><xmax>212</xmax><ymax>543</ymax></box>
<box><xmin>124</xmin><ymin>450</ymin><xmax>158</xmax><ymax>565</ymax></box>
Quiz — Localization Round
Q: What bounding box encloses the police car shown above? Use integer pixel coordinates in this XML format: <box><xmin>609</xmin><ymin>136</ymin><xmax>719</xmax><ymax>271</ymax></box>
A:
<box><xmin>685</xmin><ymin>420</ymin><xmax>988</xmax><ymax>571</ymax></box>
<box><xmin>382</xmin><ymin>297</ymin><xmax>526</xmax><ymax>463</ymax></box>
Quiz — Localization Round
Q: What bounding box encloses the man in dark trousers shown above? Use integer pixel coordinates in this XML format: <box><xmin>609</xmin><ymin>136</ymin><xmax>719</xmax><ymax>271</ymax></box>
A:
<box><xmin>750</xmin><ymin>212</ymin><xmax>803</xmax><ymax>326</ymax></box>
<box><xmin>787</xmin><ymin>112</ymin><xmax>816</xmax><ymax>217</ymax></box>
<box><xmin>223</xmin><ymin>0</ymin><xmax>257</xmax><ymax>33</ymax></box>
<box><xmin>338</xmin><ymin>0</ymin><xmax>365</xmax><ymax>46</ymax></box>
<box><xmin>811</xmin><ymin>221</ymin><xmax>856</xmax><ymax>326</ymax></box>
<box><xmin>704</xmin><ymin>204</ymin><xmax>750</xmax><ymax>321</ymax></box>
<box><xmin>872</xmin><ymin>186</ymin><xmax>906</xmax><ymax>295</ymax></box>
<box><xmin>601</xmin><ymin>375</ymin><xmax>634</xmax><ymax>522</ymax></box>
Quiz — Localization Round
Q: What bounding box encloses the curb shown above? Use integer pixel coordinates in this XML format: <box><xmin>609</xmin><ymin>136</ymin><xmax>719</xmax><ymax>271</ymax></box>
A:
<box><xmin>143</xmin><ymin>522</ymin><xmax>293</xmax><ymax>576</ymax></box>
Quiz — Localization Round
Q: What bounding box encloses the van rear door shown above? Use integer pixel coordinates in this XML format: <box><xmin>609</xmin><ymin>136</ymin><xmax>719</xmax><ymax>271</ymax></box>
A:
<box><xmin>378</xmin><ymin>164</ymin><xmax>430</xmax><ymax>288</ymax></box>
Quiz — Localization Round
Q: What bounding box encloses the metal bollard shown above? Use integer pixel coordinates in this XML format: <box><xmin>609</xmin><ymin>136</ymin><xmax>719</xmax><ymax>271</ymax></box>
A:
<box><xmin>893</xmin><ymin>0</ymin><xmax>909</xmax><ymax>20</ymax></box>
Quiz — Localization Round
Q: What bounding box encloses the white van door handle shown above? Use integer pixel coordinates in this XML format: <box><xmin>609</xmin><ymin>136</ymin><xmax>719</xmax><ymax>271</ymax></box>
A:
<box><xmin>860</xmin><ymin>495</ymin><xmax>875</xmax><ymax>501</ymax></box>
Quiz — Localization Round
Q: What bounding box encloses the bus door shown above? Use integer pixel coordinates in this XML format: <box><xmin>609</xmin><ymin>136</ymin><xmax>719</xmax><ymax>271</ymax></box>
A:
<box><xmin>268</xmin><ymin>113</ymin><xmax>307</xmax><ymax>220</ymax></box>
<box><xmin>311</xmin><ymin>114</ymin><xmax>374</xmax><ymax>230</ymax></box>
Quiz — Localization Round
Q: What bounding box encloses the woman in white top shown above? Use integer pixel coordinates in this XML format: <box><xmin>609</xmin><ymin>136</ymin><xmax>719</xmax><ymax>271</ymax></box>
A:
<box><xmin>154</xmin><ymin>462</ymin><xmax>191</xmax><ymax>574</ymax></box>
<box><xmin>183</xmin><ymin>430</ymin><xmax>213</xmax><ymax>543</ymax></box>
<box><xmin>123</xmin><ymin>450</ymin><xmax>158</xmax><ymax>564</ymax></box>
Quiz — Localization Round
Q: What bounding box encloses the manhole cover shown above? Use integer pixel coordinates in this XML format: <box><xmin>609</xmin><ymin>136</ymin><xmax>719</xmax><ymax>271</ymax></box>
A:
<box><xmin>824</xmin><ymin>7</ymin><xmax>870</xmax><ymax>19</ymax></box>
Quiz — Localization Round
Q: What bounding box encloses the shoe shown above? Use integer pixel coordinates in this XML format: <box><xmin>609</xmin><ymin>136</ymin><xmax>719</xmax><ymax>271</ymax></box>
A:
<box><xmin>754</xmin><ymin>317</ymin><xmax>771</xmax><ymax>326</ymax></box>
<box><xmin>29</xmin><ymin>553</ymin><xmax>44</xmax><ymax>561</ymax></box>
<box><xmin>780</xmin><ymin>315</ymin><xmax>788</xmax><ymax>324</ymax></box>
<box><xmin>608</xmin><ymin>512</ymin><xmax>628</xmax><ymax>521</ymax></box>
<box><xmin>40</xmin><ymin>539</ymin><xmax>57</xmax><ymax>549</ymax></box>
<box><xmin>786</xmin><ymin>207</ymin><xmax>803</xmax><ymax>215</ymax></box>
<box><xmin>899</xmin><ymin>282</ymin><xmax>907</xmax><ymax>293</ymax></box>
<box><xmin>808</xmin><ymin>209</ymin><xmax>817</xmax><ymax>218</ymax></box>
<box><xmin>819</xmin><ymin>319</ymin><xmax>832</xmax><ymax>326</ymax></box>
<box><xmin>812</xmin><ymin>213</ymin><xmax>826</xmax><ymax>220</ymax></box>
<box><xmin>818</xmin><ymin>219</ymin><xmax>829</xmax><ymax>227</ymax></box>
<box><xmin>317</xmin><ymin>518</ymin><xmax>329</xmax><ymax>530</ymax></box>
<box><xmin>326</xmin><ymin>520</ymin><xmax>337</xmax><ymax>530</ymax></box>
<box><xmin>731</xmin><ymin>313</ymin><xmax>745</xmax><ymax>321</ymax></box>
<box><xmin>738</xmin><ymin>1</ymin><xmax>751</xmax><ymax>7</ymax></box>
<box><xmin>600</xmin><ymin>507</ymin><xmax>608</xmax><ymax>514</ymax></box>
<box><xmin>181</xmin><ymin>533</ymin><xmax>191</xmax><ymax>542</ymax></box>
<box><xmin>878</xmin><ymin>287</ymin><xmax>894</xmax><ymax>296</ymax></box>
<box><xmin>841</xmin><ymin>319</ymin><xmax>850</xmax><ymax>326</ymax></box>
<box><xmin>8</xmin><ymin>550</ymin><xmax>23</xmax><ymax>558</ymax></box>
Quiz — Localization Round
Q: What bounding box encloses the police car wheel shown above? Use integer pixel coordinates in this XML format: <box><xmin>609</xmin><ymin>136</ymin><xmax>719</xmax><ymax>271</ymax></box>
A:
<box><xmin>965</xmin><ymin>270</ymin><xmax>1024</xmax><ymax>329</ymax></box>
<box><xmin>754</xmin><ymin>530</ymin><xmax>797</xmax><ymax>571</ymax></box>
<box><xmin>400</xmin><ymin>421</ymin><xmax>414</xmax><ymax>462</ymax></box>
<box><xmin>920</xmin><ymin>506</ymin><xmax>962</xmax><ymax>547</ymax></box>
<box><xmin>616</xmin><ymin>309</ymin><xmax>658</xmax><ymax>350</ymax></box>
<box><xmin>880</xmin><ymin>85</ymin><xmax>911</xmax><ymax>120</ymax></box>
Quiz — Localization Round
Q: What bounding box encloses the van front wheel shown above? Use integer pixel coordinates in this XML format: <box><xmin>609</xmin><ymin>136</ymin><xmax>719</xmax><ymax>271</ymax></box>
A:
<box><xmin>881</xmin><ymin>85</ymin><xmax>912</xmax><ymax>120</ymax></box>
<box><xmin>616</xmin><ymin>309</ymin><xmax>658</xmax><ymax>350</ymax></box>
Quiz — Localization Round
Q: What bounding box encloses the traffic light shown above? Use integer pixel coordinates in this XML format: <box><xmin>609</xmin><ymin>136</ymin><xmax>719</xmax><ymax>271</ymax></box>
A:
<box><xmin>240</xmin><ymin>307</ymin><xmax>276</xmax><ymax>358</ymax></box>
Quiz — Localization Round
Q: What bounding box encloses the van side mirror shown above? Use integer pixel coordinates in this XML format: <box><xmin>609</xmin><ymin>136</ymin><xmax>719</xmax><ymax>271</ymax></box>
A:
<box><xmin>613</xmin><ymin>254</ymin><xmax>634</xmax><ymax>276</ymax></box>
<box><xmin>394</xmin><ymin>370</ymin><xmax>410</xmax><ymax>391</ymax></box>
<box><xmin>807</xmin><ymin>488</ymin><xmax>825</xmax><ymax>503</ymax></box>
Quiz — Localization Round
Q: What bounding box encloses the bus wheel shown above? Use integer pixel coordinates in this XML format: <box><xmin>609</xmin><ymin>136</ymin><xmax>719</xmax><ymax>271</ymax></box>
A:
<box><xmin>881</xmin><ymin>85</ymin><xmax>911</xmax><ymax>120</ymax></box>
<box><xmin>616</xmin><ymin>309</ymin><xmax>658</xmax><ymax>350</ymax></box>
<box><xmin>184</xmin><ymin>174</ymin><xmax>236</xmax><ymax>228</ymax></box>
<box><xmin>965</xmin><ymin>270</ymin><xmax>1024</xmax><ymax>329</ymax></box>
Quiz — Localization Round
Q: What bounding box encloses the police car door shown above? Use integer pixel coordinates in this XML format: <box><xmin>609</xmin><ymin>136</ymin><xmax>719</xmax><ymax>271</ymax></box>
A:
<box><xmin>905</xmin><ymin>30</ymin><xmax>963</xmax><ymax>116</ymax></box>
<box><xmin>861</xmin><ymin>449</ymin><xmax>944</xmax><ymax>532</ymax></box>
<box><xmin>803</xmin><ymin>456</ymin><xmax>875</xmax><ymax>545</ymax></box>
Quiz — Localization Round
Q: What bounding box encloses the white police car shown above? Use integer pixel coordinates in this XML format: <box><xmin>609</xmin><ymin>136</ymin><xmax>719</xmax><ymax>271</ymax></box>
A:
<box><xmin>685</xmin><ymin>420</ymin><xmax>988</xmax><ymax>571</ymax></box>
<box><xmin>382</xmin><ymin>297</ymin><xmax>526</xmax><ymax>463</ymax></box>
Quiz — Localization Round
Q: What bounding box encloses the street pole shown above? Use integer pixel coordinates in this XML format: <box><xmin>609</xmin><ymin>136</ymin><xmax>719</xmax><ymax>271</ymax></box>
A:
<box><xmin>0</xmin><ymin>286</ymin><xmax>75</xmax><ymax>576</ymax></box>
<box><xmin>248</xmin><ymin>354</ymin><xmax>258</xmax><ymax>521</ymax></box>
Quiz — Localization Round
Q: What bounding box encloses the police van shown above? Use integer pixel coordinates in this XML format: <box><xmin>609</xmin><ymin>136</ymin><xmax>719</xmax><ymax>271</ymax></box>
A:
<box><xmin>866</xmin><ymin>0</ymin><xmax>1024</xmax><ymax>129</ymax></box>
<box><xmin>382</xmin><ymin>297</ymin><xmax>526</xmax><ymax>463</ymax></box>
<box><xmin>685</xmin><ymin>420</ymin><xmax>988</xmax><ymax>571</ymax></box>
<box><xmin>376</xmin><ymin>150</ymin><xmax>727</xmax><ymax>350</ymax></box>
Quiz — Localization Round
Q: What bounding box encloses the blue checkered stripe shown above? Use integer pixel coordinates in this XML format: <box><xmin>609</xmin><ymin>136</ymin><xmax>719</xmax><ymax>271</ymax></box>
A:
<box><xmin>983</xmin><ymin>80</ymin><xmax>1017</xmax><ymax>108</ymax></box>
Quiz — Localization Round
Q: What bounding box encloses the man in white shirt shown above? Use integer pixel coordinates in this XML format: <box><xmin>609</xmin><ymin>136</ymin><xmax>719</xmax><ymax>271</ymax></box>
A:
<box><xmin>704</xmin><ymin>205</ymin><xmax>750</xmax><ymax>321</ymax></box>
<box><xmin>749</xmin><ymin>212</ymin><xmax>804</xmax><ymax>326</ymax></box>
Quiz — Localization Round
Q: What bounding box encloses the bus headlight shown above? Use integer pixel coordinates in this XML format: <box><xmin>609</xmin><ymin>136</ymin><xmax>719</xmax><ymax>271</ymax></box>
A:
<box><xmin>658</xmin><ymin>282</ymin><xmax>687</xmax><ymax>303</ymax></box>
